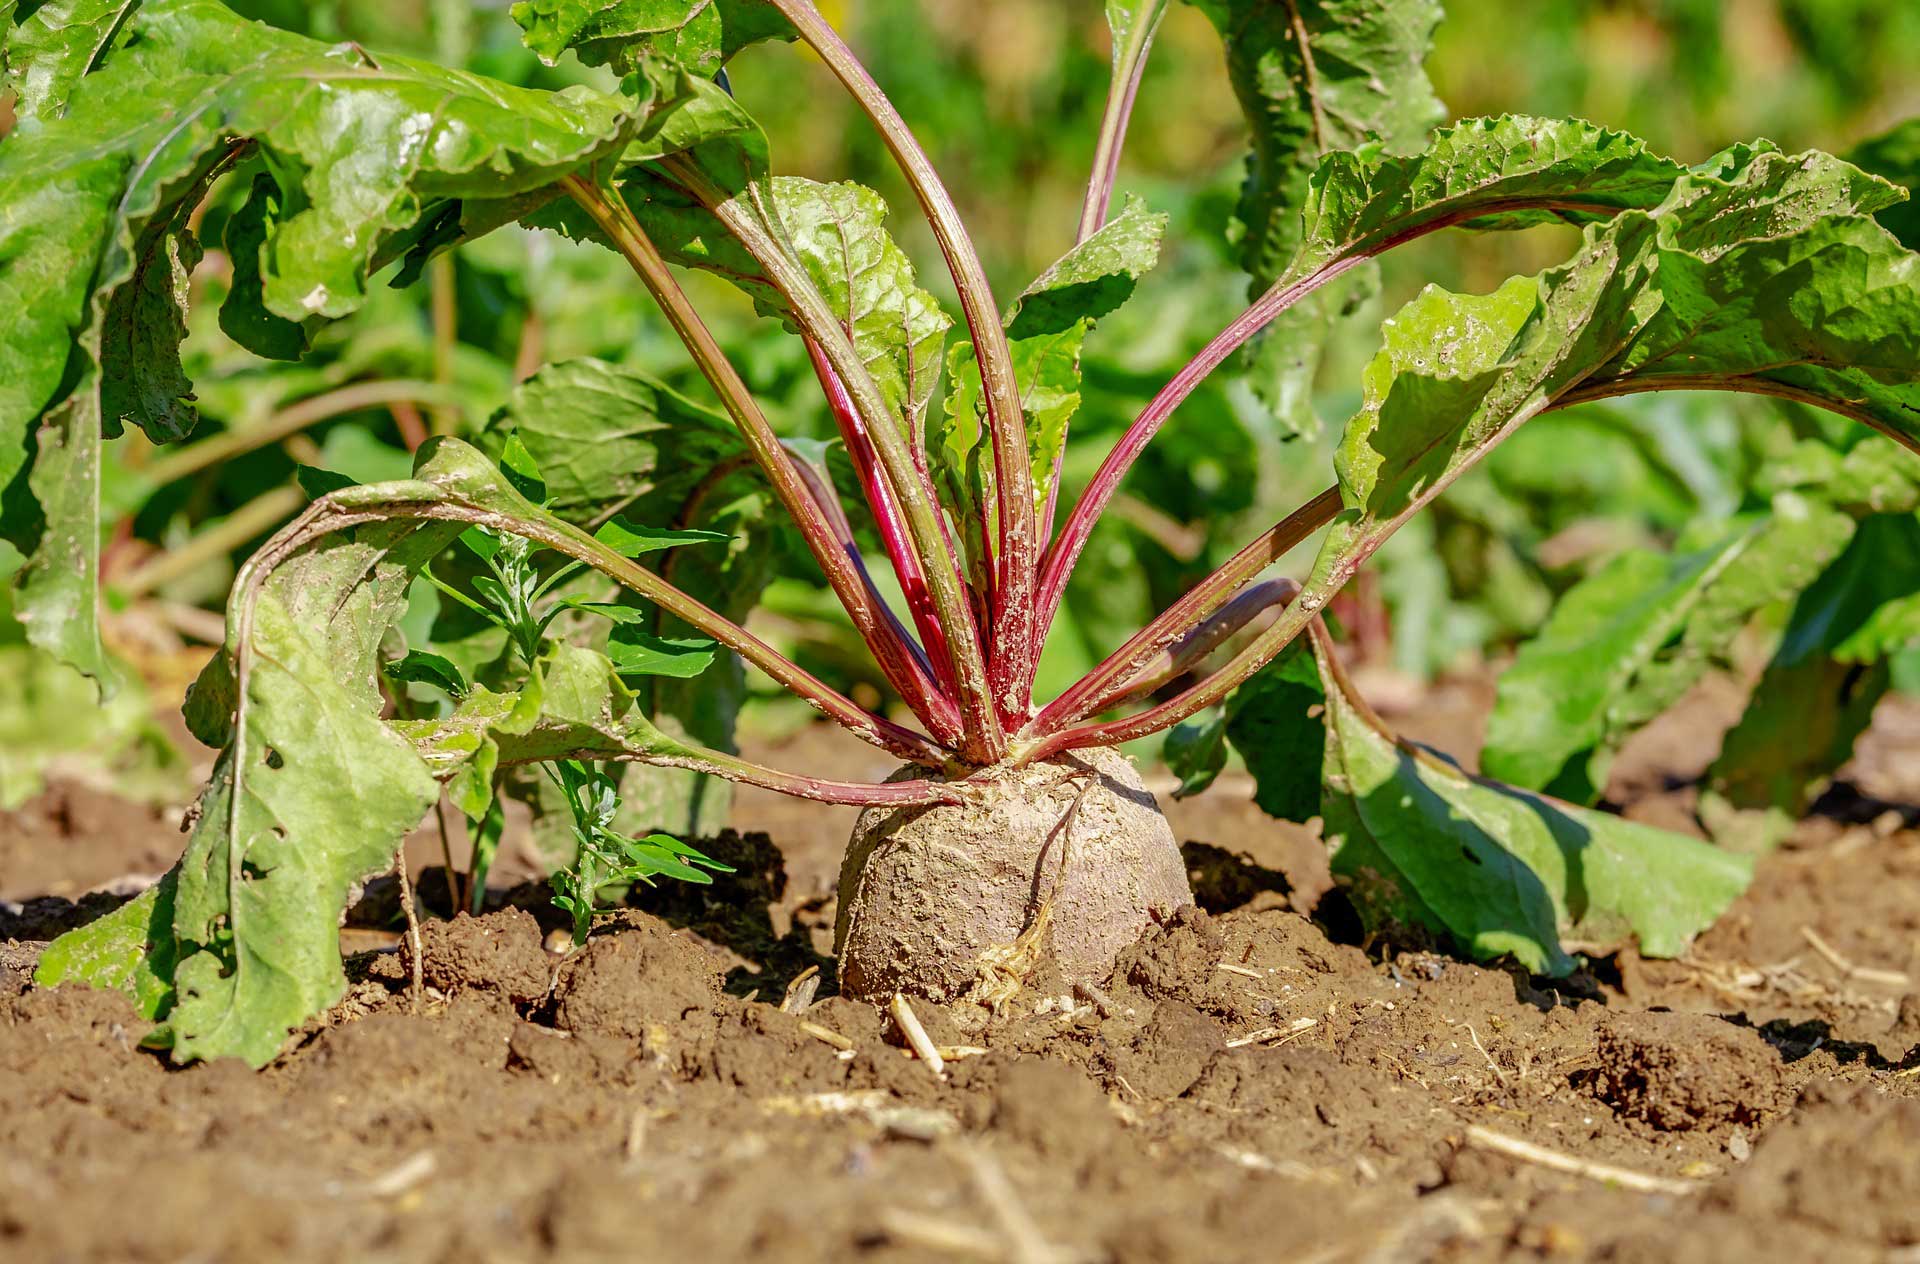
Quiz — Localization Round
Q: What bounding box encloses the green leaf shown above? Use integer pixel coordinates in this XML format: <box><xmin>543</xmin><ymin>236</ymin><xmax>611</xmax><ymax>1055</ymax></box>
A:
<box><xmin>594</xmin><ymin>515</ymin><xmax>729</xmax><ymax>557</ymax></box>
<box><xmin>1239</xmin><ymin>114</ymin><xmax>1700</xmax><ymax>442</ymax></box>
<box><xmin>1185</xmin><ymin>0</ymin><xmax>1446</xmax><ymax>287</ymax></box>
<box><xmin>35</xmin><ymin>873</ymin><xmax>179</xmax><ymax>1022</ymax></box>
<box><xmin>295</xmin><ymin>465</ymin><xmax>358</xmax><ymax>499</ymax></box>
<box><xmin>169</xmin><ymin>593</ymin><xmax>442</xmax><ymax>1067</ymax></box>
<box><xmin>2</xmin><ymin>0</ymin><xmax>140</xmax><ymax>121</ymax></box>
<box><xmin>1315</xmin><ymin>639</ymin><xmax>1752</xmax><ymax>973</ymax></box>
<box><xmin>218</xmin><ymin>173</ymin><xmax>311</xmax><ymax>361</ymax></box>
<box><xmin>0</xmin><ymin>641</ymin><xmax>183</xmax><ymax>810</ymax></box>
<box><xmin>13</xmin><ymin>394</ymin><xmax>118</xmax><ymax>689</ymax></box>
<box><xmin>499</xmin><ymin>432</ymin><xmax>549</xmax><ymax>504</ymax></box>
<box><xmin>1163</xmin><ymin>708</ymin><xmax>1228</xmax><ymax>800</ymax></box>
<box><xmin>1319</xmin><ymin>144</ymin><xmax>1919</xmax><ymax>580</ymax></box>
<box><xmin>1006</xmin><ymin>194</ymin><xmax>1169</xmax><ymax>340</ymax></box>
<box><xmin>0</xmin><ymin>0</ymin><xmax>631</xmax><ymax>678</ymax></box>
<box><xmin>606</xmin><ymin>627</ymin><xmax>719</xmax><ymax>679</ymax></box>
<box><xmin>386</xmin><ymin>650</ymin><xmax>469</xmax><ymax>698</ymax></box>
<box><xmin>496</xmin><ymin>358</ymin><xmax>750</xmax><ymax>522</ymax></box>
<box><xmin>511</xmin><ymin>0</ymin><xmax>793</xmax><ymax>76</ymax></box>
<box><xmin>775</xmin><ymin>177</ymin><xmax>952</xmax><ymax>439</ymax></box>
<box><xmin>568</xmin><ymin>163</ymin><xmax>953</xmax><ymax>451</ymax></box>
<box><xmin>1294</xmin><ymin>116</ymin><xmax>1697</xmax><ymax>277</ymax></box>
<box><xmin>933</xmin><ymin>195</ymin><xmax>1166</xmax><ymax>540</ymax></box>
<box><xmin>1701</xmin><ymin>656</ymin><xmax>1891</xmax><ymax>854</ymax></box>
<box><xmin>1773</xmin><ymin>514</ymin><xmax>1920</xmax><ymax>668</ymax></box>
<box><xmin>1223</xmin><ymin>639</ymin><xmax>1328</xmax><ymax>822</ymax></box>
<box><xmin>1694</xmin><ymin>513</ymin><xmax>1920</xmax><ymax>855</ymax></box>
<box><xmin>484</xmin><ymin>356</ymin><xmax>775</xmax><ymax>837</ymax></box>
<box><xmin>1846</xmin><ymin>117</ymin><xmax>1920</xmax><ymax>250</ymax></box>
<box><xmin>1482</xmin><ymin>530</ymin><xmax>1760</xmax><ymax>800</ymax></box>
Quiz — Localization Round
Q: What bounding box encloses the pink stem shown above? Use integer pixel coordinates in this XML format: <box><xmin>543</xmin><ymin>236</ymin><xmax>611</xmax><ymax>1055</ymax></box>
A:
<box><xmin>1034</xmin><ymin>257</ymin><xmax>1364</xmax><ymax>653</ymax></box>
<box><xmin>1030</xmin><ymin>195</ymin><xmax>1646</xmax><ymax>696</ymax></box>
<box><xmin>1032</xmin><ymin>486</ymin><xmax>1341</xmax><ymax>734</ymax></box>
<box><xmin>805</xmin><ymin>340</ymin><xmax>961</xmax><ymax>699</ymax></box>
<box><xmin>1082</xmin><ymin>577</ymin><xmax>1300</xmax><ymax>712</ymax></box>
<box><xmin>782</xmin><ymin>444</ymin><xmax>964</xmax><ymax>745</ymax></box>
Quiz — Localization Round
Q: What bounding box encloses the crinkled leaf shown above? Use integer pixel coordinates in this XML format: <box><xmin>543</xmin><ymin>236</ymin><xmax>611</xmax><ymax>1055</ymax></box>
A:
<box><xmin>2</xmin><ymin>0</ymin><xmax>139</xmax><ymax>121</ymax></box>
<box><xmin>776</xmin><ymin>178</ymin><xmax>951</xmax><ymax>438</ymax></box>
<box><xmin>1245</xmin><ymin>118</ymin><xmax>1779</xmax><ymax>443</ymax></box>
<box><xmin>1320</xmin><ymin>146</ymin><xmax>1919</xmax><ymax>583</ymax></box>
<box><xmin>497</xmin><ymin>358</ymin><xmax>750</xmax><ymax>521</ymax></box>
<box><xmin>1315</xmin><ymin>637</ymin><xmax>1751</xmax><ymax>973</ymax></box>
<box><xmin>1185</xmin><ymin>0</ymin><xmax>1446</xmax><ymax>286</ymax></box>
<box><xmin>511</xmin><ymin>0</ymin><xmax>793</xmax><ymax>76</ymax></box>
<box><xmin>1294</xmin><ymin>116</ymin><xmax>1698</xmax><ymax>277</ymax></box>
<box><xmin>0</xmin><ymin>0</ymin><xmax>630</xmax><ymax>678</ymax></box>
<box><xmin>1006</xmin><ymin>194</ymin><xmax>1169</xmax><ymax>339</ymax></box>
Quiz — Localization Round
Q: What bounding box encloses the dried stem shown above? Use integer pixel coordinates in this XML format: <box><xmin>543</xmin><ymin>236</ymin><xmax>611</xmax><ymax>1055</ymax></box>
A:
<box><xmin>141</xmin><ymin>380</ymin><xmax>458</xmax><ymax>487</ymax></box>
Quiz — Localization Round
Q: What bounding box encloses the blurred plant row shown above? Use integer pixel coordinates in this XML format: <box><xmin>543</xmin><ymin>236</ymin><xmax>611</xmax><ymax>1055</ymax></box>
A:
<box><xmin>3</xmin><ymin>0</ymin><xmax>1916</xmax><ymax>854</ymax></box>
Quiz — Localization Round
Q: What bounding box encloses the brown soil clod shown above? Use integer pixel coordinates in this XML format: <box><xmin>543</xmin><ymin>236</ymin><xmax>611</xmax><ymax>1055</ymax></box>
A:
<box><xmin>409</xmin><ymin>906</ymin><xmax>554</xmax><ymax>1008</ymax></box>
<box><xmin>1589</xmin><ymin>1011</ymin><xmax>1791</xmax><ymax>1132</ymax></box>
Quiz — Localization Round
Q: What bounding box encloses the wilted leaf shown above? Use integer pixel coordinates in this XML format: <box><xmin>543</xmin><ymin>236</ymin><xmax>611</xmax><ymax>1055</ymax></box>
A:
<box><xmin>34</xmin><ymin>874</ymin><xmax>179</xmax><ymax>1021</ymax></box>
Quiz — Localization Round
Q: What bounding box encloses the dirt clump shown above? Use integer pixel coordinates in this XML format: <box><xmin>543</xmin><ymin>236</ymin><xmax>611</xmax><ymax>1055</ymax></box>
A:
<box><xmin>1708</xmin><ymin>1083</ymin><xmax>1920</xmax><ymax>1246</ymax></box>
<box><xmin>547</xmin><ymin>911</ymin><xmax>729</xmax><ymax>1081</ymax></box>
<box><xmin>1098</xmin><ymin>998</ymin><xmax>1224</xmax><ymax>1099</ymax></box>
<box><xmin>411</xmin><ymin>906</ymin><xmax>554</xmax><ymax>1007</ymax></box>
<box><xmin>1590</xmin><ymin>1010</ymin><xmax>1790</xmax><ymax>1132</ymax></box>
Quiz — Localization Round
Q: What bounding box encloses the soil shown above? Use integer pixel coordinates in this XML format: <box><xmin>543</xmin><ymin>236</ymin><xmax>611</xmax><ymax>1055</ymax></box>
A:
<box><xmin>4</xmin><ymin>682</ymin><xmax>1920</xmax><ymax>1263</ymax></box>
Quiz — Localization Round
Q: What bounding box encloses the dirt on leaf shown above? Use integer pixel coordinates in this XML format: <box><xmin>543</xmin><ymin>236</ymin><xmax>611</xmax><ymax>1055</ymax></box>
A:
<box><xmin>3</xmin><ymin>689</ymin><xmax>1920</xmax><ymax>1262</ymax></box>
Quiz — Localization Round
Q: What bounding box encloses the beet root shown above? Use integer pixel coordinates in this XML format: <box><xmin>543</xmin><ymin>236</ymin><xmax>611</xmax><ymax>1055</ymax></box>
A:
<box><xmin>833</xmin><ymin>747</ymin><xmax>1193</xmax><ymax>1003</ymax></box>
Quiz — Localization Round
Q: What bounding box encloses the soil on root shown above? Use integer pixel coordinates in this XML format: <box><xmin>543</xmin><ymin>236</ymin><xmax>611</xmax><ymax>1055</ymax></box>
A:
<box><xmin>3</xmin><ymin>687</ymin><xmax>1919</xmax><ymax>1261</ymax></box>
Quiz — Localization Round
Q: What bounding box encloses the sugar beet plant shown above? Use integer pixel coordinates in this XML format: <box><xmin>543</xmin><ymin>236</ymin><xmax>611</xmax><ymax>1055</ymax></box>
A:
<box><xmin>10</xmin><ymin>0</ymin><xmax>1920</xmax><ymax>1065</ymax></box>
